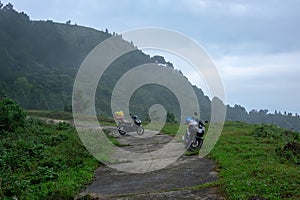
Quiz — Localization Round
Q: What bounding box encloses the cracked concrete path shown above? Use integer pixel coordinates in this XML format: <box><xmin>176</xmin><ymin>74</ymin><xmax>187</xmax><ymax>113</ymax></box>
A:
<box><xmin>77</xmin><ymin>128</ymin><xmax>225</xmax><ymax>200</ymax></box>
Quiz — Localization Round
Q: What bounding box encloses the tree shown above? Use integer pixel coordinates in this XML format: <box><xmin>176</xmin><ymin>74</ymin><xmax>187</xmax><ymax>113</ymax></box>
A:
<box><xmin>166</xmin><ymin>111</ymin><xmax>177</xmax><ymax>123</ymax></box>
<box><xmin>166</xmin><ymin>61</ymin><xmax>174</xmax><ymax>69</ymax></box>
<box><xmin>2</xmin><ymin>2</ymin><xmax>13</xmax><ymax>11</ymax></box>
<box><xmin>0</xmin><ymin>81</ymin><xmax>8</xmax><ymax>97</ymax></box>
<box><xmin>0</xmin><ymin>98</ymin><xmax>26</xmax><ymax>132</ymax></box>
<box><xmin>152</xmin><ymin>55</ymin><xmax>166</xmax><ymax>64</ymax></box>
<box><xmin>13</xmin><ymin>77</ymin><xmax>32</xmax><ymax>92</ymax></box>
<box><xmin>259</xmin><ymin>109</ymin><xmax>268</xmax><ymax>115</ymax></box>
<box><xmin>12</xmin><ymin>77</ymin><xmax>32</xmax><ymax>107</ymax></box>
<box><xmin>64</xmin><ymin>101</ymin><xmax>72</xmax><ymax>112</ymax></box>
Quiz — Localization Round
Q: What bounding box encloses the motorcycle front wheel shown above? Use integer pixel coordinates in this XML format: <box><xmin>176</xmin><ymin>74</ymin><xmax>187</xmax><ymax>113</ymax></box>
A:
<box><xmin>136</xmin><ymin>126</ymin><xmax>144</xmax><ymax>135</ymax></box>
<box><xmin>188</xmin><ymin>138</ymin><xmax>203</xmax><ymax>151</ymax></box>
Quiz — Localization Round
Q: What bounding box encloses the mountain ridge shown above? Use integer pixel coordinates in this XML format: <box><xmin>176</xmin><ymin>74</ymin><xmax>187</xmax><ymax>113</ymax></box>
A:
<box><xmin>0</xmin><ymin>2</ymin><xmax>300</xmax><ymax>132</ymax></box>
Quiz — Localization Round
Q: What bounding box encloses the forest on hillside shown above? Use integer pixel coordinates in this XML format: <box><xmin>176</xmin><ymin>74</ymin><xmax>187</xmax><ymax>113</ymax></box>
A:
<box><xmin>0</xmin><ymin>2</ymin><xmax>300</xmax><ymax>132</ymax></box>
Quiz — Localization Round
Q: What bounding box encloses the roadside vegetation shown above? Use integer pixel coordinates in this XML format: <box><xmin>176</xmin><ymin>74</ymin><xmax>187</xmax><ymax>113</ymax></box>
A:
<box><xmin>0</xmin><ymin>98</ymin><xmax>100</xmax><ymax>200</ymax></box>
<box><xmin>209</xmin><ymin>121</ymin><xmax>300</xmax><ymax>199</ymax></box>
<box><xmin>158</xmin><ymin>120</ymin><xmax>300</xmax><ymax>199</ymax></box>
<box><xmin>2</xmin><ymin>98</ymin><xmax>300</xmax><ymax>199</ymax></box>
<box><xmin>26</xmin><ymin>110</ymin><xmax>73</xmax><ymax>120</ymax></box>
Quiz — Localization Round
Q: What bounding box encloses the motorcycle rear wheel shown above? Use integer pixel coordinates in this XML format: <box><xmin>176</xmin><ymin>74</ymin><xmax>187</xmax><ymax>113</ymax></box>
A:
<box><xmin>118</xmin><ymin>126</ymin><xmax>126</xmax><ymax>135</ymax></box>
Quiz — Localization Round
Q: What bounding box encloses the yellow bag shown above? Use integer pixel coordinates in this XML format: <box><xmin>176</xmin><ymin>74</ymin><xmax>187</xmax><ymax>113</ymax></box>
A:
<box><xmin>114</xmin><ymin>111</ymin><xmax>124</xmax><ymax>119</ymax></box>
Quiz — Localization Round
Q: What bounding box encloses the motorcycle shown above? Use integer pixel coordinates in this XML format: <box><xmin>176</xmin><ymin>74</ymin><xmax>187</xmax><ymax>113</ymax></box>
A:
<box><xmin>182</xmin><ymin>112</ymin><xmax>207</xmax><ymax>151</ymax></box>
<box><xmin>116</xmin><ymin>113</ymin><xmax>144</xmax><ymax>135</ymax></box>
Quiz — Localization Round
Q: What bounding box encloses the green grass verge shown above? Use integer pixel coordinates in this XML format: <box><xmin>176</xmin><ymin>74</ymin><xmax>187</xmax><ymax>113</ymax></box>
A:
<box><xmin>144</xmin><ymin>121</ymin><xmax>184</xmax><ymax>136</ymax></box>
<box><xmin>209</xmin><ymin>121</ymin><xmax>300</xmax><ymax>200</ymax></box>
<box><xmin>0</xmin><ymin>118</ymin><xmax>100</xmax><ymax>199</ymax></box>
<box><xmin>26</xmin><ymin>110</ymin><xmax>74</xmax><ymax>120</ymax></box>
<box><xmin>26</xmin><ymin>110</ymin><xmax>117</xmax><ymax>126</ymax></box>
<box><xmin>17</xmin><ymin>113</ymin><xmax>300</xmax><ymax>199</ymax></box>
<box><xmin>161</xmin><ymin>123</ymin><xmax>181</xmax><ymax>136</ymax></box>
<box><xmin>146</xmin><ymin>120</ymin><xmax>300</xmax><ymax>199</ymax></box>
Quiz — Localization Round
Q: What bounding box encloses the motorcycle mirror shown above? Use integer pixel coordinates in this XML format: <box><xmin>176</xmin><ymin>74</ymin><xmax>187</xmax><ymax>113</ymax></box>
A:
<box><xmin>205</xmin><ymin>120</ymin><xmax>209</xmax><ymax>123</ymax></box>
<box><xmin>194</xmin><ymin>112</ymin><xmax>198</xmax><ymax>116</ymax></box>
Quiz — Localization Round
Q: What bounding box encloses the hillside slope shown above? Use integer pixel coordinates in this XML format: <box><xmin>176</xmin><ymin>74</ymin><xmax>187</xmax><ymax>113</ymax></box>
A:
<box><xmin>0</xmin><ymin>3</ymin><xmax>212</xmax><ymax>119</ymax></box>
<box><xmin>1</xmin><ymin>3</ymin><xmax>300</xmax><ymax>131</ymax></box>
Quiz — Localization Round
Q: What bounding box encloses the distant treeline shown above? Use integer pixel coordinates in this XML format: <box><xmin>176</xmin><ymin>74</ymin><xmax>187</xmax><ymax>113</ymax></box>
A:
<box><xmin>226</xmin><ymin>105</ymin><xmax>300</xmax><ymax>132</ymax></box>
<box><xmin>0</xmin><ymin>2</ymin><xmax>300</xmax><ymax>132</ymax></box>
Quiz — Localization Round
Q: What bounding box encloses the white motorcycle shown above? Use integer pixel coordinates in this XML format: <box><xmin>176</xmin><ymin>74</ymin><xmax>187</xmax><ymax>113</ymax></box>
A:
<box><xmin>182</xmin><ymin>112</ymin><xmax>207</xmax><ymax>151</ymax></box>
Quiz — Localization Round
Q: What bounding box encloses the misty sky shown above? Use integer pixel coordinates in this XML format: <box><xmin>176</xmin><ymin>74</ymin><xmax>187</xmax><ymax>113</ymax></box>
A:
<box><xmin>3</xmin><ymin>0</ymin><xmax>300</xmax><ymax>114</ymax></box>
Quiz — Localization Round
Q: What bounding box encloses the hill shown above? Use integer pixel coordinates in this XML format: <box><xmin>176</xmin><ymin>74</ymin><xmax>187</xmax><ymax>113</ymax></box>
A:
<box><xmin>0</xmin><ymin>2</ymin><xmax>300</xmax><ymax>132</ymax></box>
<box><xmin>0</xmin><ymin>2</ymin><xmax>211</xmax><ymax>119</ymax></box>
<box><xmin>0</xmin><ymin>2</ymin><xmax>110</xmax><ymax>110</ymax></box>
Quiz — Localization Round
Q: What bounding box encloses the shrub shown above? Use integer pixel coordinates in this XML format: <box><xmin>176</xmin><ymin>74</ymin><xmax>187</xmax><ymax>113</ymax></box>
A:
<box><xmin>276</xmin><ymin>142</ymin><xmax>300</xmax><ymax>165</ymax></box>
<box><xmin>251</xmin><ymin>125</ymin><xmax>281</xmax><ymax>139</ymax></box>
<box><xmin>0</xmin><ymin>98</ymin><xmax>26</xmax><ymax>132</ymax></box>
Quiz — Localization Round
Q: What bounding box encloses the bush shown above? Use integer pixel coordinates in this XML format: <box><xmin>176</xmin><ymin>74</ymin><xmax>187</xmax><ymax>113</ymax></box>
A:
<box><xmin>0</xmin><ymin>118</ymin><xmax>99</xmax><ymax>199</ymax></box>
<box><xmin>252</xmin><ymin>125</ymin><xmax>281</xmax><ymax>139</ymax></box>
<box><xmin>0</xmin><ymin>98</ymin><xmax>26</xmax><ymax>132</ymax></box>
<box><xmin>166</xmin><ymin>111</ymin><xmax>177</xmax><ymax>123</ymax></box>
<box><xmin>276</xmin><ymin>142</ymin><xmax>300</xmax><ymax>165</ymax></box>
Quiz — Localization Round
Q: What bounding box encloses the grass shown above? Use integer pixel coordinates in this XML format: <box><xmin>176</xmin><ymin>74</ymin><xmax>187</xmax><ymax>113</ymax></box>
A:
<box><xmin>102</xmin><ymin>128</ymin><xmax>129</xmax><ymax>147</ymax></box>
<box><xmin>0</xmin><ymin>118</ymin><xmax>100</xmax><ymax>200</ymax></box>
<box><xmin>26</xmin><ymin>110</ymin><xmax>116</xmax><ymax>126</ymax></box>
<box><xmin>26</xmin><ymin>110</ymin><xmax>73</xmax><ymax>120</ymax></box>
<box><xmin>9</xmin><ymin>113</ymin><xmax>300</xmax><ymax>199</ymax></box>
<box><xmin>161</xmin><ymin>123</ymin><xmax>182</xmax><ymax>136</ymax></box>
<box><xmin>208</xmin><ymin>121</ymin><xmax>300</xmax><ymax>200</ymax></box>
<box><xmin>97</xmin><ymin>115</ymin><xmax>116</xmax><ymax>126</ymax></box>
<box><xmin>147</xmin><ymin>120</ymin><xmax>300</xmax><ymax>199</ymax></box>
<box><xmin>143</xmin><ymin>121</ymin><xmax>185</xmax><ymax>137</ymax></box>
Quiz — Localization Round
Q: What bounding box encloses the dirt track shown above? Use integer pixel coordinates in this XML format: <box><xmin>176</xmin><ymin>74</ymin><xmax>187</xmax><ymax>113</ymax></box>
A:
<box><xmin>77</xmin><ymin>128</ymin><xmax>225</xmax><ymax>200</ymax></box>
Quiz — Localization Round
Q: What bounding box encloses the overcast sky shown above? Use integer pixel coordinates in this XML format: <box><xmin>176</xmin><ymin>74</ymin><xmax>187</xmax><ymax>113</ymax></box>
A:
<box><xmin>3</xmin><ymin>0</ymin><xmax>300</xmax><ymax>114</ymax></box>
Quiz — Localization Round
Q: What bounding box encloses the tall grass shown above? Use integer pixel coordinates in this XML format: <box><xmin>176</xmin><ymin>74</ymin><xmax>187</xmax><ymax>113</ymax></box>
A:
<box><xmin>209</xmin><ymin>121</ymin><xmax>300</xmax><ymax>199</ymax></box>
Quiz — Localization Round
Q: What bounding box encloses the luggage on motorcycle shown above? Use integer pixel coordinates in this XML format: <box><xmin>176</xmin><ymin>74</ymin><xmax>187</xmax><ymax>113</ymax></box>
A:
<box><xmin>114</xmin><ymin>111</ymin><xmax>124</xmax><ymax>120</ymax></box>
